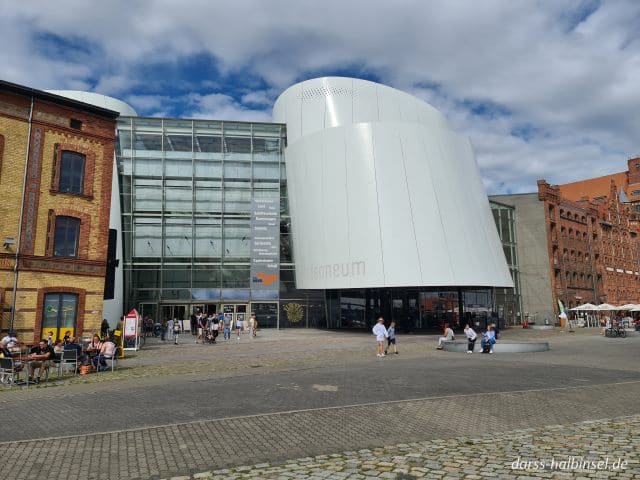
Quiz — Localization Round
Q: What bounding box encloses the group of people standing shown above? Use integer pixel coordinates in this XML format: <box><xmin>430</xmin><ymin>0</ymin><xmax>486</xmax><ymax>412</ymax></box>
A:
<box><xmin>168</xmin><ymin>311</ymin><xmax>258</xmax><ymax>345</ymax></box>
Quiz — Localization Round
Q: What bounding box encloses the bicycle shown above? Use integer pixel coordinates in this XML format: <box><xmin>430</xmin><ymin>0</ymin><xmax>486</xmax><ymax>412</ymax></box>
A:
<box><xmin>604</xmin><ymin>325</ymin><xmax>627</xmax><ymax>338</ymax></box>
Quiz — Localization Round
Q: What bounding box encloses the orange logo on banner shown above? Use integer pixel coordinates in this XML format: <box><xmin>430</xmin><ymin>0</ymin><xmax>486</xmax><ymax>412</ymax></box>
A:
<box><xmin>256</xmin><ymin>273</ymin><xmax>277</xmax><ymax>285</ymax></box>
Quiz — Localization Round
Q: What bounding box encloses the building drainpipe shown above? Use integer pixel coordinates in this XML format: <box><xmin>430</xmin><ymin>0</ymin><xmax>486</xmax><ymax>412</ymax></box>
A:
<box><xmin>9</xmin><ymin>95</ymin><xmax>34</xmax><ymax>333</ymax></box>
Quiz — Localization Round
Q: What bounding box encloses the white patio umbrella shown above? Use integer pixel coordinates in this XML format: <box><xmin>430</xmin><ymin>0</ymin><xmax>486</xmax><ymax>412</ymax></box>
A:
<box><xmin>570</xmin><ymin>303</ymin><xmax>599</xmax><ymax>327</ymax></box>
<box><xmin>570</xmin><ymin>303</ymin><xmax>597</xmax><ymax>311</ymax></box>
<box><xmin>617</xmin><ymin>304</ymin><xmax>639</xmax><ymax>310</ymax></box>
<box><xmin>596</xmin><ymin>303</ymin><xmax>618</xmax><ymax>310</ymax></box>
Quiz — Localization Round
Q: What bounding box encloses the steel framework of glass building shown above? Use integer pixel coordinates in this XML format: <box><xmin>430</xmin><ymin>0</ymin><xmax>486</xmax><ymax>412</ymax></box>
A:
<box><xmin>117</xmin><ymin>117</ymin><xmax>302</xmax><ymax>327</ymax></box>
<box><xmin>491</xmin><ymin>200</ymin><xmax>523</xmax><ymax>325</ymax></box>
<box><xmin>116</xmin><ymin>118</ymin><xmax>521</xmax><ymax>330</ymax></box>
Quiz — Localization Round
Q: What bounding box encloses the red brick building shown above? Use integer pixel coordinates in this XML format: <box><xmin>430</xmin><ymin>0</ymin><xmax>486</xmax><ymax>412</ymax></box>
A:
<box><xmin>0</xmin><ymin>80</ymin><xmax>118</xmax><ymax>342</ymax></box>
<box><xmin>537</xmin><ymin>158</ymin><xmax>640</xmax><ymax>312</ymax></box>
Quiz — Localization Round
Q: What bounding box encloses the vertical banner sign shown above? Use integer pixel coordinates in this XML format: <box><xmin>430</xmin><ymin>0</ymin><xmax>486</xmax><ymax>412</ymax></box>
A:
<box><xmin>123</xmin><ymin>309</ymin><xmax>140</xmax><ymax>351</ymax></box>
<box><xmin>250</xmin><ymin>196</ymin><xmax>280</xmax><ymax>291</ymax></box>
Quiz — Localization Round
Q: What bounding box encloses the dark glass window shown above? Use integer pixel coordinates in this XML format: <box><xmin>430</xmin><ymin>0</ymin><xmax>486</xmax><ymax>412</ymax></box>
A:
<box><xmin>54</xmin><ymin>216</ymin><xmax>80</xmax><ymax>257</ymax></box>
<box><xmin>59</xmin><ymin>151</ymin><xmax>85</xmax><ymax>194</ymax></box>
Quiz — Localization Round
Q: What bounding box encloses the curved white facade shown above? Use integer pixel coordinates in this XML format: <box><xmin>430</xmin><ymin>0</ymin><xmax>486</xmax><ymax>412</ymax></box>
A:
<box><xmin>273</xmin><ymin>77</ymin><xmax>513</xmax><ymax>289</ymax></box>
<box><xmin>46</xmin><ymin>90</ymin><xmax>138</xmax><ymax>116</ymax></box>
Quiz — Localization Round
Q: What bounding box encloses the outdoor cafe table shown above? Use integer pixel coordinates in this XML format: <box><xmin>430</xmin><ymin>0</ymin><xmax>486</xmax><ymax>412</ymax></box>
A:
<box><xmin>14</xmin><ymin>356</ymin><xmax>46</xmax><ymax>387</ymax></box>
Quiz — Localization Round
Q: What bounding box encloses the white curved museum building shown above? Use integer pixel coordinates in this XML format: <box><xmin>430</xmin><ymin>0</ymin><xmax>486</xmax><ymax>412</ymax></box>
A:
<box><xmin>274</xmin><ymin>78</ymin><xmax>512</xmax><ymax>290</ymax></box>
<box><xmin>52</xmin><ymin>77</ymin><xmax>517</xmax><ymax>331</ymax></box>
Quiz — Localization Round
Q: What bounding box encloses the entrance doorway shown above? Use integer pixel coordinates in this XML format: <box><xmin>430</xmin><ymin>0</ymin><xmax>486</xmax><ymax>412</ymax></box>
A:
<box><xmin>138</xmin><ymin>303</ymin><xmax>158</xmax><ymax>322</ymax></box>
<box><xmin>161</xmin><ymin>304</ymin><xmax>187</xmax><ymax>322</ymax></box>
<box><xmin>222</xmin><ymin>304</ymin><xmax>248</xmax><ymax>330</ymax></box>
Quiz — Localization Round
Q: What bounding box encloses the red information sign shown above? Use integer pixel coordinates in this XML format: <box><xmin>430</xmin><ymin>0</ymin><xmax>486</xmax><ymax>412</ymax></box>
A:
<box><xmin>124</xmin><ymin>309</ymin><xmax>139</xmax><ymax>339</ymax></box>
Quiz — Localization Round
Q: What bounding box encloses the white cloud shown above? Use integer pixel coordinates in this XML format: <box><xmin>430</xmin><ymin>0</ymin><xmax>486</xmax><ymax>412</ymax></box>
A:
<box><xmin>1</xmin><ymin>0</ymin><xmax>639</xmax><ymax>193</ymax></box>
<box><xmin>186</xmin><ymin>93</ymin><xmax>271</xmax><ymax>122</ymax></box>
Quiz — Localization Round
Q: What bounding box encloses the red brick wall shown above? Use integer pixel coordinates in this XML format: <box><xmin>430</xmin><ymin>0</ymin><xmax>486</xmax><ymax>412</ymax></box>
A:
<box><xmin>539</xmin><ymin>179</ymin><xmax>640</xmax><ymax>312</ymax></box>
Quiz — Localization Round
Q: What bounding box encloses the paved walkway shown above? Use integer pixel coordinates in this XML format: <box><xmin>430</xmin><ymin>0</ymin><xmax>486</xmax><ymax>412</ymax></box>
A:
<box><xmin>194</xmin><ymin>414</ymin><xmax>640</xmax><ymax>479</ymax></box>
<box><xmin>1</xmin><ymin>327</ymin><xmax>639</xmax><ymax>479</ymax></box>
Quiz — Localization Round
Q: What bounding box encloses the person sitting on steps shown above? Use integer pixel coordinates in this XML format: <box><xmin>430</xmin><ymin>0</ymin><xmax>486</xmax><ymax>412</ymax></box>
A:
<box><xmin>481</xmin><ymin>325</ymin><xmax>496</xmax><ymax>353</ymax></box>
<box><xmin>436</xmin><ymin>323</ymin><xmax>454</xmax><ymax>349</ymax></box>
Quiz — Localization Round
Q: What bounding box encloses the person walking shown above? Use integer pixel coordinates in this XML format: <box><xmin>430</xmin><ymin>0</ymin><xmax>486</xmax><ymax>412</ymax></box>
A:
<box><xmin>101</xmin><ymin>318</ymin><xmax>110</xmax><ymax>338</ymax></box>
<box><xmin>222</xmin><ymin>312</ymin><xmax>231</xmax><ymax>341</ymax></box>
<box><xmin>464</xmin><ymin>323</ymin><xmax>477</xmax><ymax>354</ymax></box>
<box><xmin>249</xmin><ymin>313</ymin><xmax>257</xmax><ymax>338</ymax></box>
<box><xmin>210</xmin><ymin>312</ymin><xmax>219</xmax><ymax>343</ymax></box>
<box><xmin>384</xmin><ymin>321</ymin><xmax>398</xmax><ymax>355</ymax></box>
<box><xmin>167</xmin><ymin>318</ymin><xmax>174</xmax><ymax>341</ymax></box>
<box><xmin>235</xmin><ymin>315</ymin><xmax>244</xmax><ymax>340</ymax></box>
<box><xmin>190</xmin><ymin>313</ymin><xmax>197</xmax><ymax>336</ymax></box>
<box><xmin>173</xmin><ymin>317</ymin><xmax>181</xmax><ymax>345</ymax></box>
<box><xmin>196</xmin><ymin>311</ymin><xmax>205</xmax><ymax>344</ymax></box>
<box><xmin>372</xmin><ymin>317</ymin><xmax>388</xmax><ymax>358</ymax></box>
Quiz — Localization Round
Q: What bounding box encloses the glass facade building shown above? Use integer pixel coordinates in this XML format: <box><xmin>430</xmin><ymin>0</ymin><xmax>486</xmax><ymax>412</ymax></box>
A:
<box><xmin>116</xmin><ymin>118</ymin><xmax>522</xmax><ymax>330</ymax></box>
<box><xmin>118</xmin><ymin>118</ymin><xmax>299</xmax><ymax>326</ymax></box>
<box><xmin>490</xmin><ymin>200</ymin><xmax>523</xmax><ymax>325</ymax></box>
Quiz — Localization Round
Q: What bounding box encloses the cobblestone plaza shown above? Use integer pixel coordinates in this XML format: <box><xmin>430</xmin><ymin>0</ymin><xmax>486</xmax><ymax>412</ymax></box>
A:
<box><xmin>1</xmin><ymin>328</ymin><xmax>639</xmax><ymax>479</ymax></box>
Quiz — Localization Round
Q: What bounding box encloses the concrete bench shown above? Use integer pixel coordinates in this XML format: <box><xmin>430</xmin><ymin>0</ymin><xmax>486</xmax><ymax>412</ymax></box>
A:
<box><xmin>442</xmin><ymin>341</ymin><xmax>549</xmax><ymax>353</ymax></box>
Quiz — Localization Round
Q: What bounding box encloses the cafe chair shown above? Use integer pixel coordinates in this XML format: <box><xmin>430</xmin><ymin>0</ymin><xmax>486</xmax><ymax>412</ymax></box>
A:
<box><xmin>102</xmin><ymin>347</ymin><xmax>119</xmax><ymax>372</ymax></box>
<box><xmin>0</xmin><ymin>357</ymin><xmax>23</xmax><ymax>387</ymax></box>
<box><xmin>57</xmin><ymin>349</ymin><xmax>79</xmax><ymax>377</ymax></box>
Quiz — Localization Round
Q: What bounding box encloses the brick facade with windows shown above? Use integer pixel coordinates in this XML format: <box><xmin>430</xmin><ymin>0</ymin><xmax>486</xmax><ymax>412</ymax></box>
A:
<box><xmin>538</xmin><ymin>175</ymin><xmax>640</xmax><ymax>313</ymax></box>
<box><xmin>0</xmin><ymin>80</ymin><xmax>117</xmax><ymax>343</ymax></box>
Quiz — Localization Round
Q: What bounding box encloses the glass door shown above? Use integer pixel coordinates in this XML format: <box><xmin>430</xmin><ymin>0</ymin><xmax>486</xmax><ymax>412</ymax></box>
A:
<box><xmin>222</xmin><ymin>304</ymin><xmax>249</xmax><ymax>330</ymax></box>
<box><xmin>236</xmin><ymin>304</ymin><xmax>248</xmax><ymax>331</ymax></box>
<box><xmin>222</xmin><ymin>304</ymin><xmax>235</xmax><ymax>330</ymax></box>
<box><xmin>138</xmin><ymin>303</ymin><xmax>158</xmax><ymax>322</ymax></box>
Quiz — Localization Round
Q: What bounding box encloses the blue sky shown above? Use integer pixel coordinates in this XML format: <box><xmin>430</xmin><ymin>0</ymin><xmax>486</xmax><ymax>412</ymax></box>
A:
<box><xmin>2</xmin><ymin>0</ymin><xmax>639</xmax><ymax>194</ymax></box>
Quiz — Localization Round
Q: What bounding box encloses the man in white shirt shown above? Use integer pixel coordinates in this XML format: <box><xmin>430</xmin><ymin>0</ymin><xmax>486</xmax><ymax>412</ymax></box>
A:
<box><xmin>464</xmin><ymin>324</ymin><xmax>477</xmax><ymax>354</ymax></box>
<box><xmin>372</xmin><ymin>317</ymin><xmax>388</xmax><ymax>358</ymax></box>
<box><xmin>1</xmin><ymin>331</ymin><xmax>18</xmax><ymax>348</ymax></box>
<box><xmin>167</xmin><ymin>318</ymin><xmax>174</xmax><ymax>340</ymax></box>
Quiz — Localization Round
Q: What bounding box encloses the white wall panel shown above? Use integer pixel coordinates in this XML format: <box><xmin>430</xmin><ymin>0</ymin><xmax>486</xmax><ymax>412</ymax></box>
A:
<box><xmin>371</xmin><ymin>123</ymin><xmax>421</xmax><ymax>285</ymax></box>
<box><xmin>300</xmin><ymin>95</ymin><xmax>325</xmax><ymax>140</ymax></box>
<box><xmin>352</xmin><ymin>81</ymin><xmax>379</xmax><ymax>125</ymax></box>
<box><xmin>376</xmin><ymin>85</ymin><xmax>401</xmax><ymax>124</ymax></box>
<box><xmin>273</xmin><ymin>77</ymin><xmax>513</xmax><ymax>290</ymax></box>
<box><xmin>321</xmin><ymin>128</ymin><xmax>350</xmax><ymax>268</ymax></box>
<box><xmin>323</xmin><ymin>77</ymin><xmax>354</xmax><ymax>129</ymax></box>
<box><xmin>435</xmin><ymin>132</ymin><xmax>486</xmax><ymax>284</ymax></box>
<box><xmin>400</xmin><ymin>125</ymin><xmax>456</xmax><ymax>285</ymax></box>
<box><xmin>344</xmin><ymin>124</ymin><xmax>385</xmax><ymax>287</ymax></box>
